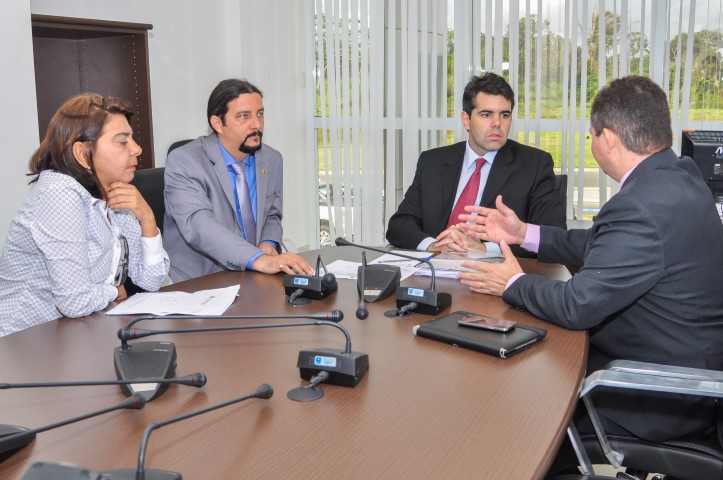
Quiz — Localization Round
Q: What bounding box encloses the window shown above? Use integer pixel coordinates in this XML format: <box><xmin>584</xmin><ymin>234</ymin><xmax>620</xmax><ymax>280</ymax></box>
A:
<box><xmin>309</xmin><ymin>0</ymin><xmax>723</xmax><ymax>246</ymax></box>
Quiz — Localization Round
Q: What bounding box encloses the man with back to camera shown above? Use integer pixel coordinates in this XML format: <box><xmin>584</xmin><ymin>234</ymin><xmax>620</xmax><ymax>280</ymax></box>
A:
<box><xmin>385</xmin><ymin>72</ymin><xmax>566</xmax><ymax>256</ymax></box>
<box><xmin>456</xmin><ymin>76</ymin><xmax>723</xmax><ymax>455</ymax></box>
<box><xmin>163</xmin><ymin>79</ymin><xmax>313</xmax><ymax>281</ymax></box>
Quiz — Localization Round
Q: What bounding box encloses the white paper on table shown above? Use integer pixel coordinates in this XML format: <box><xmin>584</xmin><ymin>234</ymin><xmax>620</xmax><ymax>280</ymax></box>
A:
<box><xmin>369</xmin><ymin>250</ymin><xmax>432</xmax><ymax>268</ymax></box>
<box><xmin>415</xmin><ymin>251</ymin><xmax>504</xmax><ymax>278</ymax></box>
<box><xmin>325</xmin><ymin>259</ymin><xmax>416</xmax><ymax>281</ymax></box>
<box><xmin>105</xmin><ymin>284</ymin><xmax>240</xmax><ymax>316</ymax></box>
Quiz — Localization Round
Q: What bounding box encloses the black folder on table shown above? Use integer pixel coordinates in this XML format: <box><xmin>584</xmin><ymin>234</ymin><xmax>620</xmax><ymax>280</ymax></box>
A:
<box><xmin>412</xmin><ymin>311</ymin><xmax>546</xmax><ymax>359</ymax></box>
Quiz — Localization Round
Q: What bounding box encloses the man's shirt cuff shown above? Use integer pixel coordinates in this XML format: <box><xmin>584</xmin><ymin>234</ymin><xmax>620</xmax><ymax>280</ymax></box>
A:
<box><xmin>520</xmin><ymin>224</ymin><xmax>541</xmax><ymax>253</ymax></box>
<box><xmin>247</xmin><ymin>251</ymin><xmax>265</xmax><ymax>270</ymax></box>
<box><xmin>484</xmin><ymin>242</ymin><xmax>501</xmax><ymax>254</ymax></box>
<box><xmin>505</xmin><ymin>272</ymin><xmax>526</xmax><ymax>291</ymax></box>
<box><xmin>417</xmin><ymin>237</ymin><xmax>436</xmax><ymax>252</ymax></box>
<box><xmin>261</xmin><ymin>240</ymin><xmax>279</xmax><ymax>252</ymax></box>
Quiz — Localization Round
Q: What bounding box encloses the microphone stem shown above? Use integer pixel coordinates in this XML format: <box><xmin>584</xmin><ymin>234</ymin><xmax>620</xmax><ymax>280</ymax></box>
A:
<box><xmin>337</xmin><ymin>238</ymin><xmax>436</xmax><ymax>291</ymax></box>
<box><xmin>0</xmin><ymin>397</ymin><xmax>142</xmax><ymax>453</ymax></box>
<box><xmin>126</xmin><ymin>321</ymin><xmax>355</xmax><ymax>356</ymax></box>
<box><xmin>135</xmin><ymin>390</ymin><xmax>269</xmax><ymax>478</ymax></box>
<box><xmin>119</xmin><ymin>312</ymin><xmax>343</xmax><ymax>340</ymax></box>
<box><xmin>0</xmin><ymin>377</ymin><xmax>188</xmax><ymax>389</ymax></box>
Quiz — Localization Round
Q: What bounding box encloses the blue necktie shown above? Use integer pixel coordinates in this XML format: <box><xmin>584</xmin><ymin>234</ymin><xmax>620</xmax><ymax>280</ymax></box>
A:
<box><xmin>230</xmin><ymin>161</ymin><xmax>257</xmax><ymax>244</ymax></box>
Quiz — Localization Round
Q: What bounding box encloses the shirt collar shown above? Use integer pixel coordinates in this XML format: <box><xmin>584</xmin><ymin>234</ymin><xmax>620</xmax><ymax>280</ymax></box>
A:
<box><xmin>620</xmin><ymin>165</ymin><xmax>637</xmax><ymax>186</ymax></box>
<box><xmin>464</xmin><ymin>141</ymin><xmax>497</xmax><ymax>171</ymax></box>
<box><xmin>217</xmin><ymin>137</ymin><xmax>255</xmax><ymax>168</ymax></box>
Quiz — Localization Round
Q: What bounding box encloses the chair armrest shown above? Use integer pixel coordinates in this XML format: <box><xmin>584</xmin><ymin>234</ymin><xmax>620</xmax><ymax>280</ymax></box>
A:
<box><xmin>580</xmin><ymin>369</ymin><xmax>723</xmax><ymax>398</ymax></box>
<box><xmin>605</xmin><ymin>359</ymin><xmax>723</xmax><ymax>383</ymax></box>
<box><xmin>575</xmin><ymin>360</ymin><xmax>723</xmax><ymax>469</ymax></box>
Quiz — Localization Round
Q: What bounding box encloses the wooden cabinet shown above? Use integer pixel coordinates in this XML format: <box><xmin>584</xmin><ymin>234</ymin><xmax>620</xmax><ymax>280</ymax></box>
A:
<box><xmin>32</xmin><ymin>15</ymin><xmax>155</xmax><ymax>168</ymax></box>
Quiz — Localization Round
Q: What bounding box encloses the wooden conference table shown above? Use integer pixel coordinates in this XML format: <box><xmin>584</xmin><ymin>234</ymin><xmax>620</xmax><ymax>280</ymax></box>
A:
<box><xmin>0</xmin><ymin>247</ymin><xmax>586</xmax><ymax>479</ymax></box>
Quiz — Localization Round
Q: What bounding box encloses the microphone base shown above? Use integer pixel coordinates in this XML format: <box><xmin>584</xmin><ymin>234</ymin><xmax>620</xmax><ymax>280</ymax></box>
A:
<box><xmin>357</xmin><ymin>265</ymin><xmax>401</xmax><ymax>302</ymax></box>
<box><xmin>395</xmin><ymin>287</ymin><xmax>452</xmax><ymax>315</ymax></box>
<box><xmin>20</xmin><ymin>461</ymin><xmax>102</xmax><ymax>479</ymax></box>
<box><xmin>113</xmin><ymin>342</ymin><xmax>177</xmax><ymax>402</ymax></box>
<box><xmin>102</xmin><ymin>468</ymin><xmax>181</xmax><ymax>479</ymax></box>
<box><xmin>0</xmin><ymin>424</ymin><xmax>34</xmax><ymax>462</ymax></box>
<box><xmin>297</xmin><ymin>348</ymin><xmax>369</xmax><ymax>387</ymax></box>
<box><xmin>287</xmin><ymin>386</ymin><xmax>325</xmax><ymax>402</ymax></box>
<box><xmin>287</xmin><ymin>297</ymin><xmax>312</xmax><ymax>306</ymax></box>
<box><xmin>283</xmin><ymin>275</ymin><xmax>337</xmax><ymax>300</ymax></box>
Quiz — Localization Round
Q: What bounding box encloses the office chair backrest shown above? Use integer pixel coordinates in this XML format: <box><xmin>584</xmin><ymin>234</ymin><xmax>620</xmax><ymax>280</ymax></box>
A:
<box><xmin>554</xmin><ymin>174</ymin><xmax>568</xmax><ymax>211</ymax></box>
<box><xmin>131</xmin><ymin>167</ymin><xmax>165</xmax><ymax>234</ymax></box>
<box><xmin>167</xmin><ymin>139</ymin><xmax>193</xmax><ymax>156</ymax></box>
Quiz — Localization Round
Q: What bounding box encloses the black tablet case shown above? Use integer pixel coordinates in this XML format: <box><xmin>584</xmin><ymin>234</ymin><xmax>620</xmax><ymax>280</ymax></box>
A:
<box><xmin>412</xmin><ymin>311</ymin><xmax>547</xmax><ymax>359</ymax></box>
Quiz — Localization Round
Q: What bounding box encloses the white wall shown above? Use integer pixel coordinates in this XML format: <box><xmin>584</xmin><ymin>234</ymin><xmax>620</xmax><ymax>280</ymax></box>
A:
<box><xmin>236</xmin><ymin>0</ymin><xmax>312</xmax><ymax>250</ymax></box>
<box><xmin>2</xmin><ymin>0</ymin><xmax>311</xmax><ymax>249</ymax></box>
<box><xmin>0</xmin><ymin>0</ymin><xmax>39</xmax><ymax>242</ymax></box>
<box><xmin>30</xmin><ymin>0</ymin><xmax>237</xmax><ymax>162</ymax></box>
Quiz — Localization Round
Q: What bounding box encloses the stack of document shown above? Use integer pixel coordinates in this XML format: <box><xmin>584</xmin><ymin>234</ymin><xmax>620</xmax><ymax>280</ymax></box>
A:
<box><xmin>416</xmin><ymin>251</ymin><xmax>504</xmax><ymax>278</ymax></box>
<box><xmin>105</xmin><ymin>285</ymin><xmax>240</xmax><ymax>316</ymax></box>
<box><xmin>324</xmin><ymin>250</ymin><xmax>431</xmax><ymax>281</ymax></box>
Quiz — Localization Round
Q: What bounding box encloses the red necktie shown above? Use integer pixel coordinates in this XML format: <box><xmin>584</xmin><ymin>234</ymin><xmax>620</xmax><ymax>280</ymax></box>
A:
<box><xmin>446</xmin><ymin>157</ymin><xmax>485</xmax><ymax>230</ymax></box>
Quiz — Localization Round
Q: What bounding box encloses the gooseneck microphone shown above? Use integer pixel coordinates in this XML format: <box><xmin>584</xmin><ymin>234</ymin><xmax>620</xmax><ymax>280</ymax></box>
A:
<box><xmin>119</xmin><ymin>320</ymin><xmax>352</xmax><ymax>353</ymax></box>
<box><xmin>118</xmin><ymin>310</ymin><xmax>345</xmax><ymax>350</ymax></box>
<box><xmin>114</xmin><ymin>311</ymin><xmax>345</xmax><ymax>401</ymax></box>
<box><xmin>0</xmin><ymin>373</ymin><xmax>206</xmax><ymax>390</ymax></box>
<box><xmin>335</xmin><ymin>237</ymin><xmax>452</xmax><ymax>315</ymax></box>
<box><xmin>283</xmin><ymin>255</ymin><xmax>338</xmax><ymax>305</ymax></box>
<box><xmin>100</xmin><ymin>384</ymin><xmax>273</xmax><ymax>480</ymax></box>
<box><xmin>355</xmin><ymin>252</ymin><xmax>369</xmax><ymax>320</ymax></box>
<box><xmin>118</xmin><ymin>310</ymin><xmax>368</xmax><ymax>387</ymax></box>
<box><xmin>0</xmin><ymin>394</ymin><xmax>145</xmax><ymax>460</ymax></box>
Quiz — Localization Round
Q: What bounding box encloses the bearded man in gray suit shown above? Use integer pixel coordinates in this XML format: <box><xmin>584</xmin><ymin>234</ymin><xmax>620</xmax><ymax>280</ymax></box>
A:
<box><xmin>457</xmin><ymin>76</ymin><xmax>723</xmax><ymax>447</ymax></box>
<box><xmin>163</xmin><ymin>79</ymin><xmax>313</xmax><ymax>282</ymax></box>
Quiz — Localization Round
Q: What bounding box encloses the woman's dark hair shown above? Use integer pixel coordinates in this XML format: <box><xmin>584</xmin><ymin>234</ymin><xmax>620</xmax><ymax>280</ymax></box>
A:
<box><xmin>207</xmin><ymin>79</ymin><xmax>262</xmax><ymax>130</ymax></box>
<box><xmin>29</xmin><ymin>93</ymin><xmax>134</xmax><ymax>199</ymax></box>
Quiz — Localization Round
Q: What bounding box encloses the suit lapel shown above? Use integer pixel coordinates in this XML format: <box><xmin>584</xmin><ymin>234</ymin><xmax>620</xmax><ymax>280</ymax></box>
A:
<box><xmin>438</xmin><ymin>142</ymin><xmax>466</xmax><ymax>231</ymax></box>
<box><xmin>203</xmin><ymin>135</ymin><xmax>237</xmax><ymax>211</ymax></box>
<box><xmin>481</xmin><ymin>142</ymin><xmax>514</xmax><ymax>206</ymax></box>
<box><xmin>254</xmin><ymin>148</ymin><xmax>269</xmax><ymax>244</ymax></box>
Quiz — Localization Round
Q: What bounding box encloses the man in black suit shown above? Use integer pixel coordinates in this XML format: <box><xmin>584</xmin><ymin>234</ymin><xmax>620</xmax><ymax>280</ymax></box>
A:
<box><xmin>385</xmin><ymin>72</ymin><xmax>565</xmax><ymax>255</ymax></box>
<box><xmin>457</xmin><ymin>76</ymin><xmax>723</xmax><ymax>446</ymax></box>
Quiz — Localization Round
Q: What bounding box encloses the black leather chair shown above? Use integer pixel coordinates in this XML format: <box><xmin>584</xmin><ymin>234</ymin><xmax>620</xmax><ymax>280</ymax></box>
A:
<box><xmin>128</xmin><ymin>139</ymin><xmax>192</xmax><ymax>234</ymax></box>
<box><xmin>555</xmin><ymin>173</ymin><xmax>568</xmax><ymax>220</ymax></box>
<box><xmin>548</xmin><ymin>361</ymin><xmax>723</xmax><ymax>480</ymax></box>
<box><xmin>167</xmin><ymin>139</ymin><xmax>193</xmax><ymax>155</ymax></box>
<box><xmin>130</xmin><ymin>167</ymin><xmax>166</xmax><ymax>234</ymax></box>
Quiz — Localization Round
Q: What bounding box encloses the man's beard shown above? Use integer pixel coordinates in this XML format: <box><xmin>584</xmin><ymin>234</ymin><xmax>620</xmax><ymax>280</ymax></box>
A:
<box><xmin>239</xmin><ymin>131</ymin><xmax>263</xmax><ymax>154</ymax></box>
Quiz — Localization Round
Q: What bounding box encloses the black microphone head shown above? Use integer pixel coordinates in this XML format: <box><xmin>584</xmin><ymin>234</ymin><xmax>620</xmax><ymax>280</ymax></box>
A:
<box><xmin>190</xmin><ymin>372</ymin><xmax>207</xmax><ymax>387</ymax></box>
<box><xmin>321</xmin><ymin>272</ymin><xmax>337</xmax><ymax>288</ymax></box>
<box><xmin>120</xmin><ymin>393</ymin><xmax>147</xmax><ymax>410</ymax></box>
<box><xmin>334</xmin><ymin>237</ymin><xmax>350</xmax><ymax>247</ymax></box>
<box><xmin>327</xmin><ymin>310</ymin><xmax>344</xmax><ymax>322</ymax></box>
<box><xmin>254</xmin><ymin>383</ymin><xmax>274</xmax><ymax>399</ymax></box>
<box><xmin>117</xmin><ymin>327</ymin><xmax>129</xmax><ymax>342</ymax></box>
<box><xmin>356</xmin><ymin>306</ymin><xmax>369</xmax><ymax>320</ymax></box>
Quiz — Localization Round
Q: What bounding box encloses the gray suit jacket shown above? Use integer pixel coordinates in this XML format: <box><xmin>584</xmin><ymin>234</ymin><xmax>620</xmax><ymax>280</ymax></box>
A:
<box><xmin>505</xmin><ymin>148</ymin><xmax>723</xmax><ymax>442</ymax></box>
<box><xmin>163</xmin><ymin>134</ymin><xmax>283</xmax><ymax>282</ymax></box>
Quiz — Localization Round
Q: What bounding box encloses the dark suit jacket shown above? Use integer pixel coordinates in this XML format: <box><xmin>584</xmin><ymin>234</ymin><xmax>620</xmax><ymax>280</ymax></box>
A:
<box><xmin>504</xmin><ymin>149</ymin><xmax>723</xmax><ymax>442</ymax></box>
<box><xmin>163</xmin><ymin>134</ymin><xmax>284</xmax><ymax>282</ymax></box>
<box><xmin>385</xmin><ymin>140</ymin><xmax>566</xmax><ymax>256</ymax></box>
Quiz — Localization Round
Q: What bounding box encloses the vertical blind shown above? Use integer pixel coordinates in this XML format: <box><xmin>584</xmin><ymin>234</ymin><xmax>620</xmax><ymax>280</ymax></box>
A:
<box><xmin>309</xmin><ymin>0</ymin><xmax>723</xmax><ymax>247</ymax></box>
